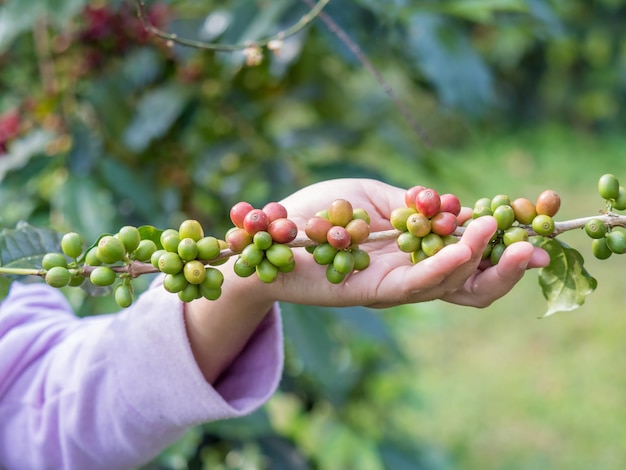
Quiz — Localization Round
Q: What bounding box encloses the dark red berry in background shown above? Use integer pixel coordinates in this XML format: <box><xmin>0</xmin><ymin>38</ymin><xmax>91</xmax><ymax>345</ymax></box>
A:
<box><xmin>439</xmin><ymin>193</ymin><xmax>461</xmax><ymax>216</ymax></box>
<box><xmin>305</xmin><ymin>217</ymin><xmax>333</xmax><ymax>243</ymax></box>
<box><xmin>243</xmin><ymin>209</ymin><xmax>269</xmax><ymax>235</ymax></box>
<box><xmin>416</xmin><ymin>189</ymin><xmax>441</xmax><ymax>218</ymax></box>
<box><xmin>230</xmin><ymin>202</ymin><xmax>254</xmax><ymax>228</ymax></box>
<box><xmin>262</xmin><ymin>202</ymin><xmax>289</xmax><ymax>222</ymax></box>
<box><xmin>405</xmin><ymin>185</ymin><xmax>426</xmax><ymax>209</ymax></box>
<box><xmin>430</xmin><ymin>211</ymin><xmax>458</xmax><ymax>236</ymax></box>
<box><xmin>327</xmin><ymin>226</ymin><xmax>352</xmax><ymax>250</ymax></box>
<box><xmin>268</xmin><ymin>218</ymin><xmax>298</xmax><ymax>243</ymax></box>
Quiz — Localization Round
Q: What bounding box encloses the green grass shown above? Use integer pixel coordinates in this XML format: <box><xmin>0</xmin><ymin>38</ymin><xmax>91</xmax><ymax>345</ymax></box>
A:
<box><xmin>387</xmin><ymin>125</ymin><xmax>626</xmax><ymax>470</ymax></box>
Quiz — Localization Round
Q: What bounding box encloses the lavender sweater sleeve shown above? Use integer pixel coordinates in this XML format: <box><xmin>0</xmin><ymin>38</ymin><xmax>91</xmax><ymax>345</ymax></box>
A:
<box><xmin>0</xmin><ymin>281</ymin><xmax>283</xmax><ymax>470</ymax></box>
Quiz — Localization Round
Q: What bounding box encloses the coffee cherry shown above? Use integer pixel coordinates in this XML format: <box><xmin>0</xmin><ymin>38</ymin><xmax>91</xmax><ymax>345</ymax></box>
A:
<box><xmin>490</xmin><ymin>243</ymin><xmax>506</xmax><ymax>265</ymax></box>
<box><xmin>333</xmin><ymin>250</ymin><xmax>355</xmax><ymax>274</ymax></box>
<box><xmin>243</xmin><ymin>209</ymin><xmax>269</xmax><ymax>235</ymax></box>
<box><xmin>536</xmin><ymin>190</ymin><xmax>561</xmax><ymax>217</ymax></box>
<box><xmin>532</xmin><ymin>214</ymin><xmax>555</xmax><ymax>236</ymax></box>
<box><xmin>352</xmin><ymin>208</ymin><xmax>371</xmax><ymax>224</ymax></box>
<box><xmin>591</xmin><ymin>237</ymin><xmax>612</xmax><ymax>260</ymax></box>
<box><xmin>493</xmin><ymin>205</ymin><xmax>515</xmax><ymax>231</ymax></box>
<box><xmin>262</xmin><ymin>202</ymin><xmax>288</xmax><ymax>222</ymax></box>
<box><xmin>178</xmin><ymin>283</ymin><xmax>200</xmax><ymax>302</ymax></box>
<box><xmin>234</xmin><ymin>257</ymin><xmax>256</xmax><ymax>277</ymax></box>
<box><xmin>415</xmin><ymin>189</ymin><xmax>441</xmax><ymax>218</ymax></box>
<box><xmin>226</xmin><ymin>228</ymin><xmax>253</xmax><ymax>253</ymax></box>
<box><xmin>68</xmin><ymin>270</ymin><xmax>85</xmax><ymax>287</ymax></box>
<box><xmin>209</xmin><ymin>240</ymin><xmax>229</xmax><ymax>266</ymax></box>
<box><xmin>614</xmin><ymin>186</ymin><xmax>626</xmax><ymax>210</ymax></box>
<box><xmin>327</xmin><ymin>226</ymin><xmax>352</xmax><ymax>250</ymax></box>
<box><xmin>606</xmin><ymin>229</ymin><xmax>626</xmax><ymax>254</ymax></box>
<box><xmin>510</xmin><ymin>198</ymin><xmax>537</xmax><ymax>225</ymax></box>
<box><xmin>151</xmin><ymin>249</ymin><xmax>166</xmax><ymax>269</ymax></box>
<box><xmin>134</xmin><ymin>239</ymin><xmax>157</xmax><ymax>262</ymax></box>
<box><xmin>397</xmin><ymin>232</ymin><xmax>421</xmax><ymax>253</ymax></box>
<box><xmin>325</xmin><ymin>264</ymin><xmax>347</xmax><ymax>284</ymax></box>
<box><xmin>490</xmin><ymin>194</ymin><xmax>511</xmax><ymax>212</ymax></box>
<box><xmin>163</xmin><ymin>272</ymin><xmax>189</xmax><ymax>293</ymax></box>
<box><xmin>158</xmin><ymin>252</ymin><xmax>183</xmax><ymax>275</ymax></box>
<box><xmin>268</xmin><ymin>218</ymin><xmax>298</xmax><ymax>244</ymax></box>
<box><xmin>421</xmin><ymin>233</ymin><xmax>444</xmax><ymax>257</ymax></box>
<box><xmin>184</xmin><ymin>260</ymin><xmax>207</xmax><ymax>284</ymax></box>
<box><xmin>204</xmin><ymin>267</ymin><xmax>224</xmax><ymax>288</ymax></box>
<box><xmin>405</xmin><ymin>185</ymin><xmax>426</xmax><ymax>209</ymax></box>
<box><xmin>345</xmin><ymin>218</ymin><xmax>370</xmax><ymax>245</ymax></box>
<box><xmin>439</xmin><ymin>193</ymin><xmax>462</xmax><ymax>216</ymax></box>
<box><xmin>85</xmin><ymin>247</ymin><xmax>102</xmax><ymax>266</ymax></box>
<box><xmin>430</xmin><ymin>211</ymin><xmax>457</xmax><ymax>236</ymax></box>
<box><xmin>411</xmin><ymin>249</ymin><xmax>428</xmax><ymax>264</ymax></box>
<box><xmin>97</xmin><ymin>235</ymin><xmax>126</xmax><ymax>264</ymax></box>
<box><xmin>584</xmin><ymin>218</ymin><xmax>608</xmax><ymax>239</ymax></box>
<box><xmin>316</xmin><ymin>209</ymin><xmax>329</xmax><ymax>220</ymax></box>
<box><xmin>45</xmin><ymin>266</ymin><xmax>71</xmax><ymax>288</ymax></box>
<box><xmin>42</xmin><ymin>252</ymin><xmax>68</xmax><ymax>270</ymax></box>
<box><xmin>230</xmin><ymin>201</ymin><xmax>254</xmax><ymax>228</ymax></box>
<box><xmin>90</xmin><ymin>266</ymin><xmax>116</xmax><ymax>286</ymax></box>
<box><xmin>305</xmin><ymin>216</ymin><xmax>333</xmax><ymax>243</ymax></box>
<box><xmin>351</xmin><ymin>248</ymin><xmax>370</xmax><ymax>271</ymax></box>
<box><xmin>179</xmin><ymin>219</ymin><xmax>204</xmax><ymax>242</ymax></box>
<box><xmin>240</xmin><ymin>244</ymin><xmax>265</xmax><ymax>267</ymax></box>
<box><xmin>474</xmin><ymin>197</ymin><xmax>492</xmax><ymax>210</ymax></box>
<box><xmin>265</xmin><ymin>243</ymin><xmax>294</xmax><ymax>268</ymax></box>
<box><xmin>503</xmin><ymin>226</ymin><xmax>529</xmax><ymax>246</ymax></box>
<box><xmin>598</xmin><ymin>174</ymin><xmax>620</xmax><ymax>201</ymax></box>
<box><xmin>328</xmin><ymin>199</ymin><xmax>354</xmax><ymax>227</ymax></box>
<box><xmin>253</xmin><ymin>231</ymin><xmax>274</xmax><ymax>251</ymax></box>
<box><xmin>256</xmin><ymin>259</ymin><xmax>279</xmax><ymax>283</ymax></box>
<box><xmin>177</xmin><ymin>238</ymin><xmax>199</xmax><ymax>261</ymax></box>
<box><xmin>117</xmin><ymin>226</ymin><xmax>141</xmax><ymax>253</ymax></box>
<box><xmin>313</xmin><ymin>243</ymin><xmax>338</xmax><ymax>265</ymax></box>
<box><xmin>199</xmin><ymin>282</ymin><xmax>222</xmax><ymax>301</ymax></box>
<box><xmin>406</xmin><ymin>213</ymin><xmax>431</xmax><ymax>238</ymax></box>
<box><xmin>196</xmin><ymin>236</ymin><xmax>221</xmax><ymax>261</ymax></box>
<box><xmin>61</xmin><ymin>232</ymin><xmax>83</xmax><ymax>259</ymax></box>
<box><xmin>390</xmin><ymin>207</ymin><xmax>417</xmax><ymax>232</ymax></box>
<box><xmin>442</xmin><ymin>234</ymin><xmax>459</xmax><ymax>246</ymax></box>
<box><xmin>160</xmin><ymin>229</ymin><xmax>180</xmax><ymax>253</ymax></box>
<box><xmin>114</xmin><ymin>283</ymin><xmax>134</xmax><ymax>308</ymax></box>
<box><xmin>472</xmin><ymin>205</ymin><xmax>492</xmax><ymax>219</ymax></box>
<box><xmin>277</xmin><ymin>259</ymin><xmax>296</xmax><ymax>273</ymax></box>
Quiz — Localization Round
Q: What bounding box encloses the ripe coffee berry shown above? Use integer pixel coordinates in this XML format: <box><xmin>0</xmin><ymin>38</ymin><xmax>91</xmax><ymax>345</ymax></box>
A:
<box><xmin>262</xmin><ymin>202</ymin><xmax>288</xmax><ymax>222</ymax></box>
<box><xmin>305</xmin><ymin>216</ymin><xmax>333</xmax><ymax>243</ymax></box>
<box><xmin>430</xmin><ymin>211</ymin><xmax>457</xmax><ymax>236</ymax></box>
<box><xmin>230</xmin><ymin>201</ymin><xmax>254</xmax><ymax>228</ymax></box>
<box><xmin>404</xmin><ymin>185</ymin><xmax>426</xmax><ymax>209</ymax></box>
<box><xmin>243</xmin><ymin>209</ymin><xmax>269</xmax><ymax>235</ymax></box>
<box><xmin>327</xmin><ymin>226</ymin><xmax>352</xmax><ymax>250</ymax></box>
<box><xmin>415</xmin><ymin>189</ymin><xmax>441</xmax><ymax>218</ymax></box>
<box><xmin>536</xmin><ymin>190</ymin><xmax>561</xmax><ymax>217</ymax></box>
<box><xmin>439</xmin><ymin>193</ymin><xmax>461</xmax><ymax>216</ymax></box>
<box><xmin>268</xmin><ymin>218</ymin><xmax>298</xmax><ymax>244</ymax></box>
<box><xmin>510</xmin><ymin>198</ymin><xmax>537</xmax><ymax>225</ymax></box>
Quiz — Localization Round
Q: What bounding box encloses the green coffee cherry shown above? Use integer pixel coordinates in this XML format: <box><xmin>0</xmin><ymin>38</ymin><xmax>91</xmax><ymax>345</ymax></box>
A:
<box><xmin>90</xmin><ymin>266</ymin><xmax>116</xmax><ymax>286</ymax></box>
<box><xmin>199</xmin><ymin>283</ymin><xmax>221</xmax><ymax>300</ymax></box>
<box><xmin>411</xmin><ymin>249</ymin><xmax>428</xmax><ymax>264</ymax></box>
<box><xmin>265</xmin><ymin>243</ymin><xmax>294</xmax><ymax>268</ymax></box>
<box><xmin>117</xmin><ymin>226</ymin><xmax>141</xmax><ymax>253</ymax></box>
<box><xmin>313</xmin><ymin>243</ymin><xmax>337</xmax><ymax>265</ymax></box>
<box><xmin>177</xmin><ymin>238</ymin><xmax>199</xmax><ymax>262</ymax></box>
<box><xmin>96</xmin><ymin>236</ymin><xmax>126</xmax><ymax>264</ymax></box>
<box><xmin>204</xmin><ymin>267</ymin><xmax>224</xmax><ymax>289</ymax></box>
<box><xmin>178</xmin><ymin>283</ymin><xmax>200</xmax><ymax>302</ymax></box>
<box><xmin>614</xmin><ymin>186</ymin><xmax>626</xmax><ymax>211</ymax></box>
<box><xmin>42</xmin><ymin>252</ymin><xmax>68</xmax><ymax>270</ymax></box>
<box><xmin>85</xmin><ymin>247</ymin><xmax>102</xmax><ymax>266</ymax></box>
<box><xmin>503</xmin><ymin>226</ymin><xmax>529</xmax><ymax>246</ymax></box>
<box><xmin>133</xmin><ymin>239</ymin><xmax>157</xmax><ymax>262</ymax></box>
<box><xmin>584</xmin><ymin>218</ymin><xmax>608</xmax><ymax>239</ymax></box>
<box><xmin>352</xmin><ymin>248</ymin><xmax>370</xmax><ymax>271</ymax></box>
<box><xmin>531</xmin><ymin>214</ymin><xmax>555</xmax><ymax>237</ymax></box>
<box><xmin>490</xmin><ymin>243</ymin><xmax>506</xmax><ymax>265</ymax></box>
<box><xmin>196</xmin><ymin>236</ymin><xmax>221</xmax><ymax>261</ymax></box>
<box><xmin>333</xmin><ymin>250</ymin><xmax>355</xmax><ymax>274</ymax></box>
<box><xmin>183</xmin><ymin>260</ymin><xmax>207</xmax><ymax>284</ymax></box>
<box><xmin>606</xmin><ymin>230</ymin><xmax>626</xmax><ymax>254</ymax></box>
<box><xmin>234</xmin><ymin>257</ymin><xmax>256</xmax><ymax>277</ymax></box>
<box><xmin>491</xmin><ymin>194</ymin><xmax>511</xmax><ymax>212</ymax></box>
<box><xmin>161</xmin><ymin>233</ymin><xmax>181</xmax><ymax>253</ymax></box>
<box><xmin>241</xmin><ymin>244</ymin><xmax>265</xmax><ymax>267</ymax></box>
<box><xmin>591</xmin><ymin>237</ymin><xmax>612</xmax><ymax>260</ymax></box>
<box><xmin>421</xmin><ymin>233</ymin><xmax>444</xmax><ymax>257</ymax></box>
<box><xmin>179</xmin><ymin>219</ymin><xmax>204</xmax><ymax>242</ymax></box>
<box><xmin>151</xmin><ymin>249</ymin><xmax>166</xmax><ymax>269</ymax></box>
<box><xmin>397</xmin><ymin>232</ymin><xmax>421</xmax><ymax>253</ymax></box>
<box><xmin>114</xmin><ymin>283</ymin><xmax>134</xmax><ymax>308</ymax></box>
<box><xmin>45</xmin><ymin>266</ymin><xmax>71</xmax><ymax>288</ymax></box>
<box><xmin>163</xmin><ymin>273</ymin><xmax>189</xmax><ymax>293</ymax></box>
<box><xmin>598</xmin><ymin>173</ymin><xmax>620</xmax><ymax>201</ymax></box>
<box><xmin>325</xmin><ymin>264</ymin><xmax>346</xmax><ymax>284</ymax></box>
<box><xmin>157</xmin><ymin>252</ymin><xmax>183</xmax><ymax>275</ymax></box>
<box><xmin>493</xmin><ymin>205</ymin><xmax>515</xmax><ymax>231</ymax></box>
<box><xmin>61</xmin><ymin>232</ymin><xmax>83</xmax><ymax>259</ymax></box>
<box><xmin>253</xmin><ymin>231</ymin><xmax>273</xmax><ymax>251</ymax></box>
<box><xmin>256</xmin><ymin>259</ymin><xmax>279</xmax><ymax>283</ymax></box>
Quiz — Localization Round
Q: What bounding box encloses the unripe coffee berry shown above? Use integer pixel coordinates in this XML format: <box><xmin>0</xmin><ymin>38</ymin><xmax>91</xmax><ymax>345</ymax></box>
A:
<box><xmin>503</xmin><ymin>226</ymin><xmax>529</xmax><ymax>246</ymax></box>
<box><xmin>313</xmin><ymin>243</ymin><xmax>337</xmax><ymax>265</ymax></box>
<box><xmin>532</xmin><ymin>214</ymin><xmax>555</xmax><ymax>237</ymax></box>
<box><xmin>265</xmin><ymin>243</ymin><xmax>294</xmax><ymax>268</ymax></box>
<box><xmin>117</xmin><ymin>226</ymin><xmax>141</xmax><ymax>253</ymax></box>
<box><xmin>598</xmin><ymin>174</ymin><xmax>620</xmax><ymax>201</ymax></box>
<box><xmin>61</xmin><ymin>232</ymin><xmax>83</xmax><ymax>259</ymax></box>
<box><xmin>390</xmin><ymin>207</ymin><xmax>417</xmax><ymax>232</ymax></box>
<box><xmin>45</xmin><ymin>266</ymin><xmax>71</xmax><ymax>288</ymax></box>
<box><xmin>352</xmin><ymin>248</ymin><xmax>371</xmax><ymax>271</ymax></box>
<box><xmin>241</xmin><ymin>244</ymin><xmax>265</xmax><ymax>267</ymax></box>
<box><xmin>234</xmin><ymin>257</ymin><xmax>256</xmax><ymax>277</ymax></box>
<box><xmin>606</xmin><ymin>229</ymin><xmax>626</xmax><ymax>254</ymax></box>
<box><xmin>328</xmin><ymin>199</ymin><xmax>353</xmax><ymax>227</ymax></box>
<box><xmin>325</xmin><ymin>264</ymin><xmax>347</xmax><ymax>284</ymax></box>
<box><xmin>490</xmin><ymin>194</ymin><xmax>511</xmax><ymax>212</ymax></box>
<box><xmin>184</xmin><ymin>260</ymin><xmax>207</xmax><ymax>284</ymax></box>
<box><xmin>406</xmin><ymin>213</ymin><xmax>431</xmax><ymax>237</ymax></box>
<box><xmin>158</xmin><ymin>252</ymin><xmax>183</xmax><ymax>275</ymax></box>
<box><xmin>536</xmin><ymin>190</ymin><xmax>561</xmax><ymax>217</ymax></box>
<box><xmin>90</xmin><ymin>266</ymin><xmax>116</xmax><ymax>286</ymax></box>
<box><xmin>256</xmin><ymin>259</ymin><xmax>279</xmax><ymax>283</ymax></box>
<box><xmin>584</xmin><ymin>218</ymin><xmax>608</xmax><ymax>239</ymax></box>
<box><xmin>352</xmin><ymin>208</ymin><xmax>371</xmax><ymax>224</ymax></box>
<box><xmin>397</xmin><ymin>232</ymin><xmax>421</xmax><ymax>253</ymax></box>
<box><xmin>493</xmin><ymin>205</ymin><xmax>515</xmax><ymax>231</ymax></box>
<box><xmin>253</xmin><ymin>231</ymin><xmax>274</xmax><ymax>251</ymax></box>
<box><xmin>163</xmin><ymin>272</ymin><xmax>189</xmax><ymax>293</ymax></box>
<box><xmin>85</xmin><ymin>247</ymin><xmax>102</xmax><ymax>266</ymax></box>
<box><xmin>114</xmin><ymin>284</ymin><xmax>134</xmax><ymax>308</ymax></box>
<box><xmin>592</xmin><ymin>237</ymin><xmax>612</xmax><ymax>260</ymax></box>
<box><xmin>134</xmin><ymin>239</ymin><xmax>157</xmax><ymax>262</ymax></box>
<box><xmin>421</xmin><ymin>233</ymin><xmax>444</xmax><ymax>257</ymax></box>
<box><xmin>179</xmin><ymin>219</ymin><xmax>204</xmax><ymax>242</ymax></box>
<box><xmin>510</xmin><ymin>198</ymin><xmax>537</xmax><ymax>225</ymax></box>
<box><xmin>96</xmin><ymin>236</ymin><xmax>126</xmax><ymax>264</ymax></box>
<box><xmin>305</xmin><ymin>217</ymin><xmax>333</xmax><ymax>243</ymax></box>
<box><xmin>42</xmin><ymin>252</ymin><xmax>68</xmax><ymax>270</ymax></box>
<box><xmin>196</xmin><ymin>236</ymin><xmax>221</xmax><ymax>260</ymax></box>
<box><xmin>177</xmin><ymin>238</ymin><xmax>199</xmax><ymax>261</ymax></box>
<box><xmin>345</xmin><ymin>218</ymin><xmax>370</xmax><ymax>245</ymax></box>
<box><xmin>178</xmin><ymin>283</ymin><xmax>200</xmax><ymax>302</ymax></box>
<box><xmin>333</xmin><ymin>250</ymin><xmax>355</xmax><ymax>274</ymax></box>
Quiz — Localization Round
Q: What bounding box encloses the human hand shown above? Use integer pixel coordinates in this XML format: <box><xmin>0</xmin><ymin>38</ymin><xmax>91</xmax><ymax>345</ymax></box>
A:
<box><xmin>263</xmin><ymin>178</ymin><xmax>550</xmax><ymax>309</ymax></box>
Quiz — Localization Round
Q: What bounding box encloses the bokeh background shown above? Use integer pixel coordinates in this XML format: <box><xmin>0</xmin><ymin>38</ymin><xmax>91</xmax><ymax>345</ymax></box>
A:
<box><xmin>2</xmin><ymin>0</ymin><xmax>626</xmax><ymax>468</ymax></box>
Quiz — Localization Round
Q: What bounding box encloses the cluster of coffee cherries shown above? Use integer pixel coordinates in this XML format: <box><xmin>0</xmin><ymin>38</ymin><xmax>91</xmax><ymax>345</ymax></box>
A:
<box><xmin>471</xmin><ymin>189</ymin><xmax>561</xmax><ymax>264</ymax></box>
<box><xmin>304</xmin><ymin>199</ymin><xmax>371</xmax><ymax>283</ymax></box>
<box><xmin>389</xmin><ymin>186</ymin><xmax>461</xmax><ymax>264</ymax></box>
<box><xmin>226</xmin><ymin>201</ymin><xmax>299</xmax><ymax>283</ymax></box>
<box><xmin>585</xmin><ymin>173</ymin><xmax>626</xmax><ymax>259</ymax></box>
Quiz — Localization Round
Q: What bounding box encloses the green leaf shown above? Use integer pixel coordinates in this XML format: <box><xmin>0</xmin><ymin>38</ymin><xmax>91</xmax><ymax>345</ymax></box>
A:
<box><xmin>534</xmin><ymin>237</ymin><xmax>598</xmax><ymax>317</ymax></box>
<box><xmin>138</xmin><ymin>225</ymin><xmax>164</xmax><ymax>250</ymax></box>
<box><xmin>0</xmin><ymin>221</ymin><xmax>63</xmax><ymax>269</ymax></box>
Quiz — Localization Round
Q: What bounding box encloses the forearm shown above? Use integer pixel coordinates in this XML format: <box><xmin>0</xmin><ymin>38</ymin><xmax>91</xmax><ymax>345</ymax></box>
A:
<box><xmin>184</xmin><ymin>256</ymin><xmax>276</xmax><ymax>384</ymax></box>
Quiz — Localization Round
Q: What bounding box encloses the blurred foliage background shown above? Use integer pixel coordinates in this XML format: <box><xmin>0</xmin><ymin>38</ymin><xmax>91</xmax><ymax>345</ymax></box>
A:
<box><xmin>1</xmin><ymin>0</ymin><xmax>626</xmax><ymax>468</ymax></box>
